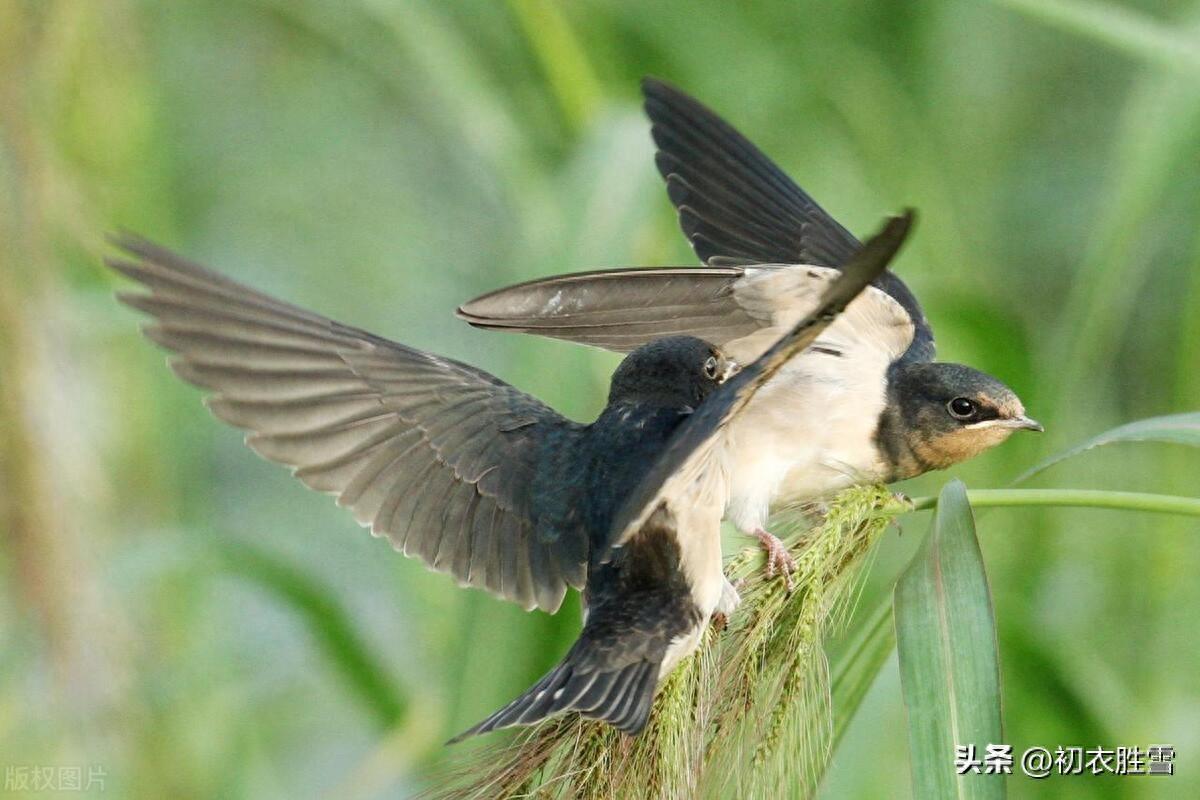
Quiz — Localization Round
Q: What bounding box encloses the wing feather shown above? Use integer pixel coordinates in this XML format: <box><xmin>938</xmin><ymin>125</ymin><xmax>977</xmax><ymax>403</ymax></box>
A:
<box><xmin>642</xmin><ymin>77</ymin><xmax>935</xmax><ymax>360</ymax></box>
<box><xmin>109</xmin><ymin>236</ymin><xmax>586</xmax><ymax>612</ymax></box>
<box><xmin>643</xmin><ymin>79</ymin><xmax>860</xmax><ymax>266</ymax></box>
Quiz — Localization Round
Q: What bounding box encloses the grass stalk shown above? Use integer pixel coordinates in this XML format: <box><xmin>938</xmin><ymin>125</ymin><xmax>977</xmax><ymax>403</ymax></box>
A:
<box><xmin>424</xmin><ymin>485</ymin><xmax>906</xmax><ymax>799</ymax></box>
<box><xmin>908</xmin><ymin>489</ymin><xmax>1200</xmax><ymax>517</ymax></box>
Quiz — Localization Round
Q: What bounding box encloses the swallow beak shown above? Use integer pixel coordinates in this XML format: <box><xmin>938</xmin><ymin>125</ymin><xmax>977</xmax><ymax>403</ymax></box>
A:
<box><xmin>1008</xmin><ymin>415</ymin><xmax>1044</xmax><ymax>432</ymax></box>
<box><xmin>722</xmin><ymin>360</ymin><xmax>742</xmax><ymax>382</ymax></box>
<box><xmin>968</xmin><ymin>415</ymin><xmax>1044</xmax><ymax>432</ymax></box>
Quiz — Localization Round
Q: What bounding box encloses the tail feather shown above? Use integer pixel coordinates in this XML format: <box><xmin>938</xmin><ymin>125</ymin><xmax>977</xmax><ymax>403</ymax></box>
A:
<box><xmin>610</xmin><ymin>666</ymin><xmax>658</xmax><ymax>731</ymax></box>
<box><xmin>449</xmin><ymin>506</ymin><xmax>705</xmax><ymax>744</ymax></box>
<box><xmin>448</xmin><ymin>658</ymin><xmax>659</xmax><ymax>743</ymax></box>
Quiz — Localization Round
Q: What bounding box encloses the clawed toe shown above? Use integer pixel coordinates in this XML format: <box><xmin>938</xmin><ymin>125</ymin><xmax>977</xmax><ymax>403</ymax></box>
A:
<box><xmin>753</xmin><ymin>528</ymin><xmax>796</xmax><ymax>590</ymax></box>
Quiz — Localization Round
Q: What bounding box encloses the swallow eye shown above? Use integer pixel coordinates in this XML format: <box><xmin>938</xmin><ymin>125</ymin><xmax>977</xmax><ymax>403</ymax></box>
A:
<box><xmin>703</xmin><ymin>356</ymin><xmax>719</xmax><ymax>380</ymax></box>
<box><xmin>948</xmin><ymin>397</ymin><xmax>977</xmax><ymax>420</ymax></box>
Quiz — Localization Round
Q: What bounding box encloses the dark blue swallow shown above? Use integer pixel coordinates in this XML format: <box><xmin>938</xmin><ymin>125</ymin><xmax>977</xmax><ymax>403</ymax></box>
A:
<box><xmin>107</xmin><ymin>239</ymin><xmax>741</xmax><ymax>615</ymax></box>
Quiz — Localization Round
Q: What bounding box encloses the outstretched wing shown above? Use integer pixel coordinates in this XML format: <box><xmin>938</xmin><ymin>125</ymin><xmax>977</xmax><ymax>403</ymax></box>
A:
<box><xmin>456</xmin><ymin>263</ymin><xmax>915</xmax><ymax>367</ymax></box>
<box><xmin>642</xmin><ymin>77</ymin><xmax>934</xmax><ymax>361</ymax></box>
<box><xmin>457</xmin><ymin>265</ymin><xmax>762</xmax><ymax>353</ymax></box>
<box><xmin>606</xmin><ymin>211</ymin><xmax>914</xmax><ymax>553</ymax></box>
<box><xmin>643</xmin><ymin>76</ymin><xmax>860</xmax><ymax>269</ymax></box>
<box><xmin>109</xmin><ymin>238</ymin><xmax>587</xmax><ymax>612</ymax></box>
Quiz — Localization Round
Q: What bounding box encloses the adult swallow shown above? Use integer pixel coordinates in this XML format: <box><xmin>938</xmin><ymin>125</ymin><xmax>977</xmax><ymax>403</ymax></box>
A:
<box><xmin>452</xmin><ymin>212</ymin><xmax>910</xmax><ymax>740</ymax></box>
<box><xmin>456</xmin><ymin>79</ymin><xmax>1041</xmax><ymax>581</ymax></box>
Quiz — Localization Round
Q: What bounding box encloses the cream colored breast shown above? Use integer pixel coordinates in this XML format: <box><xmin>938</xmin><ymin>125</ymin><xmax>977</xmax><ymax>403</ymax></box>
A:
<box><xmin>724</xmin><ymin>346</ymin><xmax>891</xmax><ymax>527</ymax></box>
<box><xmin>713</xmin><ymin>270</ymin><xmax>909</xmax><ymax>527</ymax></box>
<box><xmin>656</xmin><ymin>469</ymin><xmax>728</xmax><ymax>678</ymax></box>
<box><xmin>672</xmin><ymin>472</ymin><xmax>728</xmax><ymax>616</ymax></box>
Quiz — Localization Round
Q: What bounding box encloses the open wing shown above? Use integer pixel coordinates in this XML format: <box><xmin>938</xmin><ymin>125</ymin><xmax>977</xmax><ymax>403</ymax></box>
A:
<box><xmin>109</xmin><ymin>238</ymin><xmax>587</xmax><ymax>612</ymax></box>
<box><xmin>457</xmin><ymin>263</ymin><xmax>915</xmax><ymax>367</ymax></box>
<box><xmin>605</xmin><ymin>211</ymin><xmax>914</xmax><ymax>553</ymax></box>
<box><xmin>643</xmin><ymin>76</ymin><xmax>860</xmax><ymax>268</ymax></box>
<box><xmin>457</xmin><ymin>265</ymin><xmax>761</xmax><ymax>353</ymax></box>
<box><xmin>642</xmin><ymin>77</ymin><xmax>934</xmax><ymax>362</ymax></box>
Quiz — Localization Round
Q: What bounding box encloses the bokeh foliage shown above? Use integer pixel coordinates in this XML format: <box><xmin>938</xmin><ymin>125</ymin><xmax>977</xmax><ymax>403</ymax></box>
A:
<box><xmin>1</xmin><ymin>1</ymin><xmax>1198</xmax><ymax>797</ymax></box>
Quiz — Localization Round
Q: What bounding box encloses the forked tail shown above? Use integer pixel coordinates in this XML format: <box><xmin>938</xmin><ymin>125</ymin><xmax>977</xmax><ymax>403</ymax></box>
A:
<box><xmin>447</xmin><ymin>646</ymin><xmax>660</xmax><ymax>743</ymax></box>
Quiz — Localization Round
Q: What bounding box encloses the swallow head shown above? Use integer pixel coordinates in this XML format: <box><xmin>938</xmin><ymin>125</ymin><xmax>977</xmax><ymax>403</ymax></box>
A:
<box><xmin>608</xmin><ymin>335</ymin><xmax>737</xmax><ymax>409</ymax></box>
<box><xmin>879</xmin><ymin>361</ymin><xmax>1040</xmax><ymax>478</ymax></box>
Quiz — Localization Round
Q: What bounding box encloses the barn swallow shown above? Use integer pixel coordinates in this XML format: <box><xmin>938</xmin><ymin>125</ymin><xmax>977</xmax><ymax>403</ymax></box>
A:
<box><xmin>452</xmin><ymin>212</ymin><xmax>910</xmax><ymax>740</ymax></box>
<box><xmin>456</xmin><ymin>78</ymin><xmax>1041</xmax><ymax>582</ymax></box>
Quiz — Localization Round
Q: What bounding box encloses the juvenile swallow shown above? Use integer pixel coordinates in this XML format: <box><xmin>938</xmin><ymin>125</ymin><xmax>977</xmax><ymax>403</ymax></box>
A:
<box><xmin>110</xmin><ymin>237</ymin><xmax>766</xmax><ymax>740</ymax></box>
<box><xmin>453</xmin><ymin>212</ymin><xmax>910</xmax><ymax>740</ymax></box>
<box><xmin>456</xmin><ymin>78</ymin><xmax>1041</xmax><ymax>581</ymax></box>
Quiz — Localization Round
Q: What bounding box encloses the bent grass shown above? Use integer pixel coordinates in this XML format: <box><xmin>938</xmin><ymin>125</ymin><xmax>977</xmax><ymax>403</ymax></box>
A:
<box><xmin>427</xmin><ymin>485</ymin><xmax>906</xmax><ymax>799</ymax></box>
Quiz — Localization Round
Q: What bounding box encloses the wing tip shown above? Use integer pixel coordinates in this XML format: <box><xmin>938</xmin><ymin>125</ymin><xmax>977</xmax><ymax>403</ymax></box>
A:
<box><xmin>640</xmin><ymin>75</ymin><xmax>681</xmax><ymax>101</ymax></box>
<box><xmin>453</xmin><ymin>303</ymin><xmax>521</xmax><ymax>332</ymax></box>
<box><xmin>105</xmin><ymin>228</ymin><xmax>145</xmax><ymax>255</ymax></box>
<box><xmin>892</xmin><ymin>208</ymin><xmax>917</xmax><ymax>239</ymax></box>
<box><xmin>824</xmin><ymin>208</ymin><xmax>916</xmax><ymax>303</ymax></box>
<box><xmin>640</xmin><ymin>75</ymin><xmax>696</xmax><ymax>111</ymax></box>
<box><xmin>105</xmin><ymin>230</ymin><xmax>176</xmax><ymax>266</ymax></box>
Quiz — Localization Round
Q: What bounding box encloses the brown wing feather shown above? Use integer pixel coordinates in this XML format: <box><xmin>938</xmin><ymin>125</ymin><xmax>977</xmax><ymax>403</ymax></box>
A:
<box><xmin>109</xmin><ymin>237</ymin><xmax>586</xmax><ymax>612</ymax></box>
<box><xmin>456</xmin><ymin>266</ymin><xmax>764</xmax><ymax>353</ymax></box>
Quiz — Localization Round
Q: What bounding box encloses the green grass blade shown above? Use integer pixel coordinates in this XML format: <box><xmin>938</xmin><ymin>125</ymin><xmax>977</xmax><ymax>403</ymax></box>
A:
<box><xmin>908</xmin><ymin>489</ymin><xmax>1200</xmax><ymax>517</ymax></box>
<box><xmin>829</xmin><ymin>594</ymin><xmax>896</xmax><ymax>754</ymax></box>
<box><xmin>216</xmin><ymin>541</ymin><xmax>408</xmax><ymax>730</ymax></box>
<box><xmin>992</xmin><ymin>0</ymin><xmax>1200</xmax><ymax>73</ymax></box>
<box><xmin>895</xmin><ymin>480</ymin><xmax>1005</xmax><ymax>800</ymax></box>
<box><xmin>506</xmin><ymin>0</ymin><xmax>601</xmax><ymax>132</ymax></box>
<box><xmin>1014</xmin><ymin>412</ymin><xmax>1200</xmax><ymax>483</ymax></box>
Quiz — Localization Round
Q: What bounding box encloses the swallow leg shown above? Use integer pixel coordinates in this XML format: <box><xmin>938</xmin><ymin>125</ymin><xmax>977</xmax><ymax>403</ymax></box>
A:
<box><xmin>752</xmin><ymin>528</ymin><xmax>796</xmax><ymax>590</ymax></box>
<box><xmin>711</xmin><ymin>576</ymin><xmax>743</xmax><ymax>630</ymax></box>
<box><xmin>717</xmin><ymin>576</ymin><xmax>742</xmax><ymax>615</ymax></box>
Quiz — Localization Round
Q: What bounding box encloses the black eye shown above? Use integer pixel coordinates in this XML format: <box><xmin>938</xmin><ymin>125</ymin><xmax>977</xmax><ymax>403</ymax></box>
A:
<box><xmin>948</xmin><ymin>397</ymin><xmax>977</xmax><ymax>420</ymax></box>
<box><xmin>703</xmin><ymin>356</ymin><xmax>719</xmax><ymax>380</ymax></box>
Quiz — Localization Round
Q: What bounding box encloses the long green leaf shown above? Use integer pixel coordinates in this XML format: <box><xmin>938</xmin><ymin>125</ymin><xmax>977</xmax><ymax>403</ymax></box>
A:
<box><xmin>908</xmin><ymin>489</ymin><xmax>1200</xmax><ymax>517</ymax></box>
<box><xmin>993</xmin><ymin>0</ymin><xmax>1200</xmax><ymax>74</ymax></box>
<box><xmin>830</xmin><ymin>479</ymin><xmax>1200</xmax><ymax>783</ymax></box>
<box><xmin>895</xmin><ymin>481</ymin><xmax>1005</xmax><ymax>800</ymax></box>
<box><xmin>829</xmin><ymin>594</ymin><xmax>895</xmax><ymax>755</ymax></box>
<box><xmin>1015</xmin><ymin>412</ymin><xmax>1200</xmax><ymax>483</ymax></box>
<box><xmin>216</xmin><ymin>541</ymin><xmax>408</xmax><ymax>730</ymax></box>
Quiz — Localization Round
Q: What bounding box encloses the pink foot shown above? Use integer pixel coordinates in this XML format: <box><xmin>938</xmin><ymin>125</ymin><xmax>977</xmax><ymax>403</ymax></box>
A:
<box><xmin>753</xmin><ymin>528</ymin><xmax>796</xmax><ymax>590</ymax></box>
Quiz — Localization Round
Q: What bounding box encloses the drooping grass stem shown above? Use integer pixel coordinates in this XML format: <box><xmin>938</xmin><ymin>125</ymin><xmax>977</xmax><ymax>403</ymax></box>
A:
<box><xmin>908</xmin><ymin>489</ymin><xmax>1200</xmax><ymax>517</ymax></box>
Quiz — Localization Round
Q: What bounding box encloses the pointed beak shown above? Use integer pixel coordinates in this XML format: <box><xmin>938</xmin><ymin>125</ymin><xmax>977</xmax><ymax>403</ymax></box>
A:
<box><xmin>721</xmin><ymin>360</ymin><xmax>742</xmax><ymax>382</ymax></box>
<box><xmin>1008</xmin><ymin>415</ymin><xmax>1043</xmax><ymax>432</ymax></box>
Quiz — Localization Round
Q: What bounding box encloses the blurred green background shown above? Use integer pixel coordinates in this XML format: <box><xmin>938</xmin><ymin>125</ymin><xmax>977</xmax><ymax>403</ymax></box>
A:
<box><xmin>2</xmin><ymin>1</ymin><xmax>1198</xmax><ymax>797</ymax></box>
